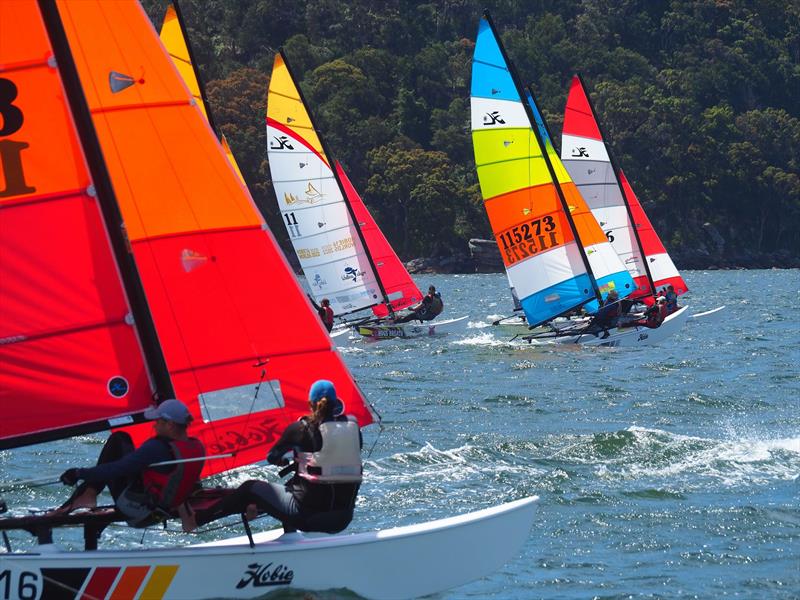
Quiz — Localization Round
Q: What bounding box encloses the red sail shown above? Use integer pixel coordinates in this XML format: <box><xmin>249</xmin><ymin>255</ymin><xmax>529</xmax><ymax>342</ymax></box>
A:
<box><xmin>57</xmin><ymin>0</ymin><xmax>375</xmax><ymax>475</ymax></box>
<box><xmin>0</xmin><ymin>1</ymin><xmax>154</xmax><ymax>446</ymax></box>
<box><xmin>619</xmin><ymin>170</ymin><xmax>688</xmax><ymax>296</ymax></box>
<box><xmin>335</xmin><ymin>162</ymin><xmax>422</xmax><ymax>317</ymax></box>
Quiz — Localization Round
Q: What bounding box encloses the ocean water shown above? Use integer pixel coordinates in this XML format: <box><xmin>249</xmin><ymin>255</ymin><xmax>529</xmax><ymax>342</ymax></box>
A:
<box><xmin>1</xmin><ymin>269</ymin><xmax>798</xmax><ymax>599</ymax></box>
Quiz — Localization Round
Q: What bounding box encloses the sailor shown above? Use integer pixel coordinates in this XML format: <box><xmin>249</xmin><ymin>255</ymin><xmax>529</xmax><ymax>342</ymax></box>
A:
<box><xmin>635</xmin><ymin>296</ymin><xmax>668</xmax><ymax>328</ymax></box>
<box><xmin>664</xmin><ymin>285</ymin><xmax>678</xmax><ymax>313</ymax></box>
<box><xmin>318</xmin><ymin>298</ymin><xmax>335</xmax><ymax>332</ymax></box>
<box><xmin>181</xmin><ymin>379</ymin><xmax>362</xmax><ymax>534</ymax></box>
<box><xmin>394</xmin><ymin>285</ymin><xmax>444</xmax><ymax>323</ymax></box>
<box><xmin>57</xmin><ymin>399</ymin><xmax>205</xmax><ymax>526</ymax></box>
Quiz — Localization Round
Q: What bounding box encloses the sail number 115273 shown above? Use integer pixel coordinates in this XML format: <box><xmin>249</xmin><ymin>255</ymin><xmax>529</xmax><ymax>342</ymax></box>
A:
<box><xmin>496</xmin><ymin>215</ymin><xmax>559</xmax><ymax>266</ymax></box>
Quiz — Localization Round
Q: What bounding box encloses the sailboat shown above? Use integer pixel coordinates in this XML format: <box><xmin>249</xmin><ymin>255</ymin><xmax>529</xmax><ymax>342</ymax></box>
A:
<box><xmin>0</xmin><ymin>2</ymin><xmax>536</xmax><ymax>598</ymax></box>
<box><xmin>561</xmin><ymin>75</ymin><xmax>724</xmax><ymax>328</ymax></box>
<box><xmin>561</xmin><ymin>74</ymin><xmax>687</xmax><ymax>300</ymax></box>
<box><xmin>266</xmin><ymin>51</ymin><xmax>467</xmax><ymax>339</ymax></box>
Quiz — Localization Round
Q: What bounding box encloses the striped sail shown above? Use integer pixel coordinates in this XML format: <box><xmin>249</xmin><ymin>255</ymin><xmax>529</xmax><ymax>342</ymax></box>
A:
<box><xmin>336</xmin><ymin>162</ymin><xmax>422</xmax><ymax>317</ymax></box>
<box><xmin>267</xmin><ymin>53</ymin><xmax>382</xmax><ymax>317</ymax></box>
<box><xmin>619</xmin><ymin>169</ymin><xmax>688</xmax><ymax>295</ymax></box>
<box><xmin>525</xmin><ymin>88</ymin><xmax>635</xmax><ymax>312</ymax></box>
<box><xmin>159</xmin><ymin>3</ymin><xmax>245</xmax><ymax>184</ymax></box>
<box><xmin>562</xmin><ymin>75</ymin><xmax>653</xmax><ymax>299</ymax></box>
<box><xmin>472</xmin><ymin>14</ymin><xmax>613</xmax><ymax>327</ymax></box>
<box><xmin>57</xmin><ymin>0</ymin><xmax>375</xmax><ymax>475</ymax></box>
<box><xmin>0</xmin><ymin>0</ymin><xmax>160</xmax><ymax>447</ymax></box>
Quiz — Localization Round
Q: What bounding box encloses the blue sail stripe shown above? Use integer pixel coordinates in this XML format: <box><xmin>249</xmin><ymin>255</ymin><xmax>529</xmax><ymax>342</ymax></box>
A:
<box><xmin>519</xmin><ymin>274</ymin><xmax>594</xmax><ymax>326</ymax></box>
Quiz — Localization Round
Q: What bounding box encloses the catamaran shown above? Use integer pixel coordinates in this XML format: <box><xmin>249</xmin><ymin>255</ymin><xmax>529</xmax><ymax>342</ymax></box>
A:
<box><xmin>0</xmin><ymin>2</ymin><xmax>535</xmax><ymax>598</ymax></box>
<box><xmin>472</xmin><ymin>13</ymin><xmax>707</xmax><ymax>346</ymax></box>
<box><xmin>265</xmin><ymin>51</ymin><xmax>466</xmax><ymax>340</ymax></box>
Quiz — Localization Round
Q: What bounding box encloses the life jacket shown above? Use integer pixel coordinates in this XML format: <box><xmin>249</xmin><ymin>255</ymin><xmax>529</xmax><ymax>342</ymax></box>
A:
<box><xmin>647</xmin><ymin>303</ymin><xmax>668</xmax><ymax>327</ymax></box>
<box><xmin>321</xmin><ymin>305</ymin><xmax>334</xmax><ymax>328</ymax></box>
<box><xmin>141</xmin><ymin>437</ymin><xmax>205</xmax><ymax>509</ymax></box>
<box><xmin>429</xmin><ymin>293</ymin><xmax>443</xmax><ymax>317</ymax></box>
<box><xmin>296</xmin><ymin>416</ymin><xmax>362</xmax><ymax>483</ymax></box>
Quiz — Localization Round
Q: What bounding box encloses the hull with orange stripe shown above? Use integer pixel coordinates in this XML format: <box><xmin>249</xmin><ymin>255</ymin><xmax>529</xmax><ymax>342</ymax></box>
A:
<box><xmin>0</xmin><ymin>497</ymin><xmax>537</xmax><ymax>600</ymax></box>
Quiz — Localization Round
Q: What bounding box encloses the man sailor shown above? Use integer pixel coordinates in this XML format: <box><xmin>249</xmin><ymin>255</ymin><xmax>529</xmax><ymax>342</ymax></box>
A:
<box><xmin>57</xmin><ymin>399</ymin><xmax>205</xmax><ymax>526</ymax></box>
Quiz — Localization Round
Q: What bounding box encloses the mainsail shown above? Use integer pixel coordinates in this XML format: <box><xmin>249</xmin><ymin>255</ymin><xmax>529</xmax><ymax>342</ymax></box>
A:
<box><xmin>562</xmin><ymin>74</ymin><xmax>687</xmax><ymax>297</ymax></box>
<box><xmin>524</xmin><ymin>87</ymin><xmax>635</xmax><ymax>312</ymax></box>
<box><xmin>159</xmin><ymin>2</ymin><xmax>245</xmax><ymax>184</ymax></box>
<box><xmin>336</xmin><ymin>162</ymin><xmax>422</xmax><ymax>317</ymax></box>
<box><xmin>1</xmin><ymin>0</ymin><xmax>376</xmax><ymax>477</ymax></box>
<box><xmin>267</xmin><ymin>52</ymin><xmax>406</xmax><ymax>320</ymax></box>
<box><xmin>470</xmin><ymin>13</ymin><xmax>632</xmax><ymax>327</ymax></box>
<box><xmin>0</xmin><ymin>0</ymin><xmax>172</xmax><ymax>448</ymax></box>
<box><xmin>619</xmin><ymin>169</ymin><xmax>688</xmax><ymax>295</ymax></box>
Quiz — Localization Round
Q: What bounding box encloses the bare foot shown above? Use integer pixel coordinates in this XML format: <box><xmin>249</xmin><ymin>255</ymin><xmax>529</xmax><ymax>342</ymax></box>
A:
<box><xmin>244</xmin><ymin>503</ymin><xmax>258</xmax><ymax>522</ymax></box>
<box><xmin>48</xmin><ymin>490</ymin><xmax>97</xmax><ymax>515</ymax></box>
<box><xmin>178</xmin><ymin>503</ymin><xmax>197</xmax><ymax>533</ymax></box>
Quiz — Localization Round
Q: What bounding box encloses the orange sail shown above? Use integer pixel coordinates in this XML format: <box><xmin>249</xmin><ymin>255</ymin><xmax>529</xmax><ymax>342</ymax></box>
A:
<box><xmin>0</xmin><ymin>0</ymin><xmax>170</xmax><ymax>447</ymax></box>
<box><xmin>13</xmin><ymin>0</ymin><xmax>377</xmax><ymax>475</ymax></box>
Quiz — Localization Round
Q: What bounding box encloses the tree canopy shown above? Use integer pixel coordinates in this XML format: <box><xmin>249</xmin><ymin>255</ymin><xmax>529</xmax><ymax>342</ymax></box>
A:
<box><xmin>142</xmin><ymin>0</ymin><xmax>800</xmax><ymax>267</ymax></box>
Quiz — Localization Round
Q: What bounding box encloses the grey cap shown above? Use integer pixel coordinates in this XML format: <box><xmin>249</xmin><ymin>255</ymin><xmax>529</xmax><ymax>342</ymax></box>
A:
<box><xmin>143</xmin><ymin>399</ymin><xmax>191</xmax><ymax>425</ymax></box>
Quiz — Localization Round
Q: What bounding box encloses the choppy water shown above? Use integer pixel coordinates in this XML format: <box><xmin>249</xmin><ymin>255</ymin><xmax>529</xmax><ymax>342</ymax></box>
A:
<box><xmin>2</xmin><ymin>269</ymin><xmax>799</xmax><ymax>599</ymax></box>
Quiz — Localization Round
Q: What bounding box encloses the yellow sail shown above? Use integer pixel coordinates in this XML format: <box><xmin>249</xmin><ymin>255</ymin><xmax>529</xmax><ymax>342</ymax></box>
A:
<box><xmin>159</xmin><ymin>3</ymin><xmax>245</xmax><ymax>184</ymax></box>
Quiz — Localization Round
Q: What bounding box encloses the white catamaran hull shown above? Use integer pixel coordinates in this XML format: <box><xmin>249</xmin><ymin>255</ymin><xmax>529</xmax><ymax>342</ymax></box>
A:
<box><xmin>527</xmin><ymin>306</ymin><xmax>691</xmax><ymax>347</ymax></box>
<box><xmin>0</xmin><ymin>497</ymin><xmax>537</xmax><ymax>600</ymax></box>
<box><xmin>354</xmin><ymin>315</ymin><xmax>469</xmax><ymax>340</ymax></box>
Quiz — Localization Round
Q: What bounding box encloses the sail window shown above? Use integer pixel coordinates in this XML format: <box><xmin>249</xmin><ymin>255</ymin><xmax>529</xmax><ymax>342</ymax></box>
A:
<box><xmin>198</xmin><ymin>381</ymin><xmax>285</xmax><ymax>423</ymax></box>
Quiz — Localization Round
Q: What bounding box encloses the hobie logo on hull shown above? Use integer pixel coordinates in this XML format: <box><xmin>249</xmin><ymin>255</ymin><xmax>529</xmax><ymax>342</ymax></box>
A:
<box><xmin>236</xmin><ymin>563</ymin><xmax>294</xmax><ymax>588</ymax></box>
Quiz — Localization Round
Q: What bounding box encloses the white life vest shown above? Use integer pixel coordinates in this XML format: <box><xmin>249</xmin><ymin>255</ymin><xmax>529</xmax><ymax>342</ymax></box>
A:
<box><xmin>296</xmin><ymin>417</ymin><xmax>362</xmax><ymax>483</ymax></box>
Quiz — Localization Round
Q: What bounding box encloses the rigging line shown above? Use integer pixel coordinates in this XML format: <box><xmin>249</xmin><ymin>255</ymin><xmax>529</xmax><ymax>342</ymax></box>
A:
<box><xmin>365</xmin><ymin>422</ymin><xmax>385</xmax><ymax>460</ymax></box>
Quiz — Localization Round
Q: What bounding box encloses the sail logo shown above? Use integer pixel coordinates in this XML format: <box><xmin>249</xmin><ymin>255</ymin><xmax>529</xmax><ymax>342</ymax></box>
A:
<box><xmin>236</xmin><ymin>563</ymin><xmax>294</xmax><ymax>588</ymax></box>
<box><xmin>571</xmin><ymin>147</ymin><xmax>589</xmax><ymax>158</ymax></box>
<box><xmin>107</xmin><ymin>376</ymin><xmax>129</xmax><ymax>398</ymax></box>
<box><xmin>313</xmin><ymin>273</ymin><xmax>327</xmax><ymax>290</ymax></box>
<box><xmin>483</xmin><ymin>111</ymin><xmax>505</xmax><ymax>125</ymax></box>
<box><xmin>284</xmin><ymin>191</ymin><xmax>319</xmax><ymax>206</ymax></box>
<box><xmin>270</xmin><ymin>135</ymin><xmax>294</xmax><ymax>150</ymax></box>
<box><xmin>306</xmin><ymin>182</ymin><xmax>324</xmax><ymax>201</ymax></box>
<box><xmin>491</xmin><ymin>88</ymin><xmax>501</xmax><ymax>95</ymax></box>
<box><xmin>342</xmin><ymin>266</ymin><xmax>365</xmax><ymax>282</ymax></box>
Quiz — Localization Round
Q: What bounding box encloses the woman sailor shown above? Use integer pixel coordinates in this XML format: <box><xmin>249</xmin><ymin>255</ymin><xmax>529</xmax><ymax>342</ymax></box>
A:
<box><xmin>181</xmin><ymin>379</ymin><xmax>362</xmax><ymax>534</ymax></box>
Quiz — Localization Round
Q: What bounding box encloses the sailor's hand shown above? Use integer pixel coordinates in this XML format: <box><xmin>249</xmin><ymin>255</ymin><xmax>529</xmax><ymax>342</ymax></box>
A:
<box><xmin>59</xmin><ymin>468</ymin><xmax>81</xmax><ymax>486</ymax></box>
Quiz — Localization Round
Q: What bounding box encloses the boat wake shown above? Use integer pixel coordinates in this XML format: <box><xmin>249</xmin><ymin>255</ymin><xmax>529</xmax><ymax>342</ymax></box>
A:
<box><xmin>553</xmin><ymin>426</ymin><xmax>800</xmax><ymax>488</ymax></box>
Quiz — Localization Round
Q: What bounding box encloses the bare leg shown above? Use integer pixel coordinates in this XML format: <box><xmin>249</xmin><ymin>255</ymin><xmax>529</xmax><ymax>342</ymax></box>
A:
<box><xmin>178</xmin><ymin>503</ymin><xmax>197</xmax><ymax>533</ymax></box>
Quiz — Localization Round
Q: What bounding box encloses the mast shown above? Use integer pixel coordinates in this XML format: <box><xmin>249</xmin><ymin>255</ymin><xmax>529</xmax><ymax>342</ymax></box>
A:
<box><xmin>278</xmin><ymin>50</ymin><xmax>396</xmax><ymax>318</ymax></box>
<box><xmin>482</xmin><ymin>12</ymin><xmax>602</xmax><ymax>304</ymax></box>
<box><xmin>575</xmin><ymin>73</ymin><xmax>657</xmax><ymax>297</ymax></box>
<box><xmin>526</xmin><ymin>84</ymin><xmax>560</xmax><ymax>155</ymax></box>
<box><xmin>171</xmin><ymin>1</ymin><xmax>219</xmax><ymax>136</ymax></box>
<box><xmin>37</xmin><ymin>0</ymin><xmax>174</xmax><ymax>403</ymax></box>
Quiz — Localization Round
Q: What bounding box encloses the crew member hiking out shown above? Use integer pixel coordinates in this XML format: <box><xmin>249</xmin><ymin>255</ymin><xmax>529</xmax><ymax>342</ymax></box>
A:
<box><xmin>56</xmin><ymin>399</ymin><xmax>205</xmax><ymax>527</ymax></box>
<box><xmin>180</xmin><ymin>379</ymin><xmax>362</xmax><ymax>534</ymax></box>
<box><xmin>394</xmin><ymin>285</ymin><xmax>443</xmax><ymax>323</ymax></box>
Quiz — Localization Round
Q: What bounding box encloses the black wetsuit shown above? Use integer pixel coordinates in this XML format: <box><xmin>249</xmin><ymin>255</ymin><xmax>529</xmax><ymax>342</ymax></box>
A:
<box><xmin>195</xmin><ymin>417</ymin><xmax>361</xmax><ymax>533</ymax></box>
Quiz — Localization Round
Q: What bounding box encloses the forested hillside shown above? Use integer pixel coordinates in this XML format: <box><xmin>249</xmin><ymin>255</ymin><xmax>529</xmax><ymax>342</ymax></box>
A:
<box><xmin>142</xmin><ymin>0</ymin><xmax>800</xmax><ymax>268</ymax></box>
